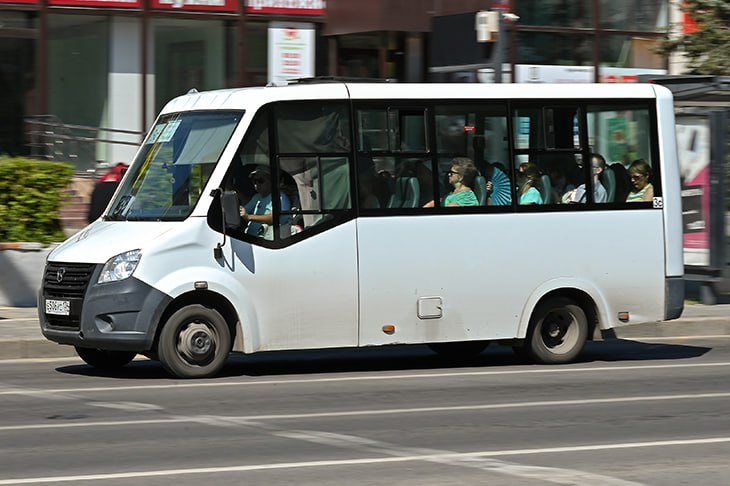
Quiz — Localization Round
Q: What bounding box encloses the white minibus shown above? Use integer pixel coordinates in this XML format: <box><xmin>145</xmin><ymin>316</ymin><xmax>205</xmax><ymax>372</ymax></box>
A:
<box><xmin>39</xmin><ymin>79</ymin><xmax>684</xmax><ymax>378</ymax></box>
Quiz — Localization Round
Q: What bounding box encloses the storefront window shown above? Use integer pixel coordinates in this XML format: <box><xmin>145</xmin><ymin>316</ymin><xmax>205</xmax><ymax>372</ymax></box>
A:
<box><xmin>600</xmin><ymin>34</ymin><xmax>664</xmax><ymax>69</ymax></box>
<box><xmin>516</xmin><ymin>0</ymin><xmax>593</xmax><ymax>28</ymax></box>
<box><xmin>246</xmin><ymin>22</ymin><xmax>268</xmax><ymax>86</ymax></box>
<box><xmin>151</xmin><ymin>18</ymin><xmax>233</xmax><ymax>111</ymax></box>
<box><xmin>600</xmin><ymin>0</ymin><xmax>667</xmax><ymax>31</ymax></box>
<box><xmin>517</xmin><ymin>32</ymin><xmax>594</xmax><ymax>66</ymax></box>
<box><xmin>0</xmin><ymin>11</ymin><xmax>36</xmax><ymax>29</ymax></box>
<box><xmin>47</xmin><ymin>14</ymin><xmax>110</xmax><ymax>168</ymax></box>
<box><xmin>0</xmin><ymin>12</ymin><xmax>36</xmax><ymax>157</ymax></box>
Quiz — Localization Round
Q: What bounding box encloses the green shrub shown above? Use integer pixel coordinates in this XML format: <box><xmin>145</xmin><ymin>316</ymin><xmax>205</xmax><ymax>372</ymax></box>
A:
<box><xmin>0</xmin><ymin>157</ymin><xmax>74</xmax><ymax>243</ymax></box>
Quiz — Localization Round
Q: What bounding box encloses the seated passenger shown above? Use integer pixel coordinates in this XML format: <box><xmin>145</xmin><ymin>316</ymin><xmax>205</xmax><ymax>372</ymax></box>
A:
<box><xmin>562</xmin><ymin>153</ymin><xmax>608</xmax><ymax>203</ymax></box>
<box><xmin>518</xmin><ymin>162</ymin><xmax>543</xmax><ymax>205</ymax></box>
<box><xmin>626</xmin><ymin>159</ymin><xmax>654</xmax><ymax>202</ymax></box>
<box><xmin>423</xmin><ymin>157</ymin><xmax>479</xmax><ymax>207</ymax></box>
<box><xmin>240</xmin><ymin>165</ymin><xmax>291</xmax><ymax>238</ymax></box>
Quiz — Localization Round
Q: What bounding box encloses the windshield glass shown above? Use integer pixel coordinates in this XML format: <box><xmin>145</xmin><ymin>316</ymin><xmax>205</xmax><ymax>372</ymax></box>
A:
<box><xmin>106</xmin><ymin>111</ymin><xmax>243</xmax><ymax>221</ymax></box>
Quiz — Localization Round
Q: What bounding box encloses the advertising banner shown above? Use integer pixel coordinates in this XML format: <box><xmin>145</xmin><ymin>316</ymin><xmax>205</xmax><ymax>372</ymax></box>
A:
<box><xmin>151</xmin><ymin>0</ymin><xmax>237</xmax><ymax>12</ymax></box>
<box><xmin>676</xmin><ymin>117</ymin><xmax>711</xmax><ymax>267</ymax></box>
<box><xmin>516</xmin><ymin>65</ymin><xmax>593</xmax><ymax>83</ymax></box>
<box><xmin>268</xmin><ymin>21</ymin><xmax>315</xmax><ymax>85</ymax></box>
<box><xmin>48</xmin><ymin>0</ymin><xmax>141</xmax><ymax>7</ymax></box>
<box><xmin>247</xmin><ymin>0</ymin><xmax>325</xmax><ymax>16</ymax></box>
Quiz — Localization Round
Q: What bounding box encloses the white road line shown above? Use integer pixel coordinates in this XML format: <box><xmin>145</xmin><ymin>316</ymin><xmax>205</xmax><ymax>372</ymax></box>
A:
<box><xmin>1</xmin><ymin>391</ymin><xmax>729</xmax><ymax>432</ymax></box>
<box><xmin>1</xmin><ymin>361</ymin><xmax>729</xmax><ymax>396</ymax></box>
<box><xmin>274</xmin><ymin>429</ymin><xmax>644</xmax><ymax>486</ymax></box>
<box><xmin>1</xmin><ymin>437</ymin><xmax>729</xmax><ymax>485</ymax></box>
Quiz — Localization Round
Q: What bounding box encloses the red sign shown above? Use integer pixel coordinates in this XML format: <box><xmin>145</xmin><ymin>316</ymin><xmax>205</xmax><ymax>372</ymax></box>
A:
<box><xmin>48</xmin><ymin>0</ymin><xmax>141</xmax><ymax>6</ymax></box>
<box><xmin>151</xmin><ymin>0</ymin><xmax>237</xmax><ymax>12</ymax></box>
<box><xmin>246</xmin><ymin>0</ymin><xmax>326</xmax><ymax>16</ymax></box>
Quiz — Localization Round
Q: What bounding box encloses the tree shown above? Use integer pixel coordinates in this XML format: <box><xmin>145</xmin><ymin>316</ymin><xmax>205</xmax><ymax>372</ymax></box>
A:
<box><xmin>659</xmin><ymin>1</ymin><xmax>730</xmax><ymax>75</ymax></box>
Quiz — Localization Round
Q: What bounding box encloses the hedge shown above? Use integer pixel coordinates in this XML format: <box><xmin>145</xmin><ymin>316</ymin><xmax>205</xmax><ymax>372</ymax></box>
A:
<box><xmin>0</xmin><ymin>157</ymin><xmax>74</xmax><ymax>243</ymax></box>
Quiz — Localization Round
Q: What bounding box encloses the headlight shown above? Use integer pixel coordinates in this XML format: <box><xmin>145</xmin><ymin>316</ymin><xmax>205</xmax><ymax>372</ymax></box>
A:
<box><xmin>98</xmin><ymin>249</ymin><xmax>142</xmax><ymax>284</ymax></box>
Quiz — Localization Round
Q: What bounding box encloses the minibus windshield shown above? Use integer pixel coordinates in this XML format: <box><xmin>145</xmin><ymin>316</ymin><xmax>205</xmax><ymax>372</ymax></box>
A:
<box><xmin>106</xmin><ymin>111</ymin><xmax>243</xmax><ymax>221</ymax></box>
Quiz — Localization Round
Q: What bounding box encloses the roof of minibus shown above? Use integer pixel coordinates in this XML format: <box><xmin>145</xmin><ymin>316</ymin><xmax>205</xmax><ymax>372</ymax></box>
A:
<box><xmin>160</xmin><ymin>82</ymin><xmax>668</xmax><ymax>115</ymax></box>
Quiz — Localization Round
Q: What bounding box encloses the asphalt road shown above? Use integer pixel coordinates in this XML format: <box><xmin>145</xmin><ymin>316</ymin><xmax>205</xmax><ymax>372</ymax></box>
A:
<box><xmin>1</xmin><ymin>337</ymin><xmax>730</xmax><ymax>485</ymax></box>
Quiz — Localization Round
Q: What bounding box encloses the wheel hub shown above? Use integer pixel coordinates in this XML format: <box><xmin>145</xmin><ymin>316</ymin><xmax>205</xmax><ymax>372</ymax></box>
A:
<box><xmin>547</xmin><ymin>321</ymin><xmax>562</xmax><ymax>338</ymax></box>
<box><xmin>178</xmin><ymin>322</ymin><xmax>216</xmax><ymax>363</ymax></box>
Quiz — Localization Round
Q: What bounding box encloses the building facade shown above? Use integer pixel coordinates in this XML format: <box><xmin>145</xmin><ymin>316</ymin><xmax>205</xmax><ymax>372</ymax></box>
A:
<box><xmin>0</xmin><ymin>0</ymin><xmax>676</xmax><ymax>168</ymax></box>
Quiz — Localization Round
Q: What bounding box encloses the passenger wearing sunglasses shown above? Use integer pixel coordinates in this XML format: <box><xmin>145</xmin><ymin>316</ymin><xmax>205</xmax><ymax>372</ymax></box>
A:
<box><xmin>240</xmin><ymin>165</ymin><xmax>291</xmax><ymax>238</ymax></box>
<box><xmin>626</xmin><ymin>159</ymin><xmax>653</xmax><ymax>203</ymax></box>
<box><xmin>423</xmin><ymin>157</ymin><xmax>479</xmax><ymax>208</ymax></box>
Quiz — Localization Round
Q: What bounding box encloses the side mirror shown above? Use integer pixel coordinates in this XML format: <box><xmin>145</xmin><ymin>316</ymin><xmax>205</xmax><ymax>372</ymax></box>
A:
<box><xmin>221</xmin><ymin>191</ymin><xmax>241</xmax><ymax>229</ymax></box>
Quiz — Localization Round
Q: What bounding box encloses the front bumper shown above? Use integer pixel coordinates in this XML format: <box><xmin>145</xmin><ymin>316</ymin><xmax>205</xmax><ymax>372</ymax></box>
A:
<box><xmin>39</xmin><ymin>264</ymin><xmax>171</xmax><ymax>352</ymax></box>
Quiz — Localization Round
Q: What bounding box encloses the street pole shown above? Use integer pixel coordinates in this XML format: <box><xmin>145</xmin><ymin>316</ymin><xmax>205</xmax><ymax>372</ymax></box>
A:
<box><xmin>493</xmin><ymin>10</ymin><xmax>504</xmax><ymax>83</ymax></box>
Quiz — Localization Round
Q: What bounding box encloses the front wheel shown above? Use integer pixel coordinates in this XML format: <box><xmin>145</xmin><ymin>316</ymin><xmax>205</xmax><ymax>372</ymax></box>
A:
<box><xmin>75</xmin><ymin>347</ymin><xmax>136</xmax><ymax>369</ymax></box>
<box><xmin>157</xmin><ymin>304</ymin><xmax>231</xmax><ymax>379</ymax></box>
<box><xmin>524</xmin><ymin>297</ymin><xmax>588</xmax><ymax>364</ymax></box>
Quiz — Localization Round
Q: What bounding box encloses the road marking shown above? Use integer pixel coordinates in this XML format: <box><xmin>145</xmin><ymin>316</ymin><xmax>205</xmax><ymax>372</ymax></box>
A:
<box><xmin>622</xmin><ymin>335</ymin><xmax>730</xmax><ymax>341</ymax></box>
<box><xmin>1</xmin><ymin>361</ymin><xmax>730</xmax><ymax>396</ymax></box>
<box><xmin>88</xmin><ymin>401</ymin><xmax>163</xmax><ymax>412</ymax></box>
<box><xmin>1</xmin><ymin>437</ymin><xmax>729</xmax><ymax>484</ymax></box>
<box><xmin>1</xmin><ymin>391</ymin><xmax>729</xmax><ymax>432</ymax></box>
<box><xmin>275</xmin><ymin>429</ymin><xmax>644</xmax><ymax>485</ymax></box>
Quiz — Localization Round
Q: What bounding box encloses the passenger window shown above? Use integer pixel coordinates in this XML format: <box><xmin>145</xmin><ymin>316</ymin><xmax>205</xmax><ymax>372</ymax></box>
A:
<box><xmin>222</xmin><ymin>101</ymin><xmax>354</xmax><ymax>244</ymax></box>
<box><xmin>587</xmin><ymin>104</ymin><xmax>657</xmax><ymax>203</ymax></box>
<box><xmin>356</xmin><ymin>107</ymin><xmax>428</xmax><ymax>153</ymax></box>
<box><xmin>279</xmin><ymin>156</ymin><xmax>352</xmax><ymax>237</ymax></box>
<box><xmin>358</xmin><ymin>156</ymin><xmax>427</xmax><ymax>209</ymax></box>
<box><xmin>356</xmin><ymin>106</ymin><xmax>429</xmax><ymax>211</ymax></box>
<box><xmin>434</xmin><ymin>103</ymin><xmax>510</xmax><ymax>207</ymax></box>
<box><xmin>512</xmin><ymin>104</ymin><xmax>584</xmax><ymax>206</ymax></box>
<box><xmin>275</xmin><ymin>102</ymin><xmax>351</xmax><ymax>154</ymax></box>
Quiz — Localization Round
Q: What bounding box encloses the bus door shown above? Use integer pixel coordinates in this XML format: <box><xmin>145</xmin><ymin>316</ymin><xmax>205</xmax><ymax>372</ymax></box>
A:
<box><xmin>224</xmin><ymin>100</ymin><xmax>360</xmax><ymax>351</ymax></box>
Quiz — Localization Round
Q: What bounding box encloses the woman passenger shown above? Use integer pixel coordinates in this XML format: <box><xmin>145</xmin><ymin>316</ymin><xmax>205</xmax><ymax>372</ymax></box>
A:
<box><xmin>518</xmin><ymin>162</ymin><xmax>543</xmax><ymax>205</ymax></box>
<box><xmin>626</xmin><ymin>159</ymin><xmax>654</xmax><ymax>202</ymax></box>
<box><xmin>423</xmin><ymin>157</ymin><xmax>478</xmax><ymax>207</ymax></box>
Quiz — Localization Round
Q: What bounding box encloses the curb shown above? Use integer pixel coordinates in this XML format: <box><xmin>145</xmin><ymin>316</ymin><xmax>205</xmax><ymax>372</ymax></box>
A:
<box><xmin>0</xmin><ymin>339</ymin><xmax>77</xmax><ymax>360</ymax></box>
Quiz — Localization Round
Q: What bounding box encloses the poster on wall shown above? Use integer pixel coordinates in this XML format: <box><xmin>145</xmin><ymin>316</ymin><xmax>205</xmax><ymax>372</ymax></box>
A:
<box><xmin>268</xmin><ymin>22</ymin><xmax>315</xmax><ymax>85</ymax></box>
<box><xmin>48</xmin><ymin>0</ymin><xmax>141</xmax><ymax>6</ymax></box>
<box><xmin>515</xmin><ymin>65</ymin><xmax>593</xmax><ymax>83</ymax></box>
<box><xmin>676</xmin><ymin>117</ymin><xmax>711</xmax><ymax>267</ymax></box>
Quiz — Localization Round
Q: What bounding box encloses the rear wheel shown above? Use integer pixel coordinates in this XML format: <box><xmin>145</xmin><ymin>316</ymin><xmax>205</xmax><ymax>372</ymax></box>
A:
<box><xmin>157</xmin><ymin>304</ymin><xmax>231</xmax><ymax>379</ymax></box>
<box><xmin>75</xmin><ymin>347</ymin><xmax>136</xmax><ymax>369</ymax></box>
<box><xmin>525</xmin><ymin>297</ymin><xmax>588</xmax><ymax>364</ymax></box>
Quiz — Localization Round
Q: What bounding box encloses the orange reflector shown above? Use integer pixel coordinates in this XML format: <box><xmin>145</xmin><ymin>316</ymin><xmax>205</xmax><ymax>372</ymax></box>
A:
<box><xmin>618</xmin><ymin>312</ymin><xmax>629</xmax><ymax>323</ymax></box>
<box><xmin>382</xmin><ymin>325</ymin><xmax>396</xmax><ymax>334</ymax></box>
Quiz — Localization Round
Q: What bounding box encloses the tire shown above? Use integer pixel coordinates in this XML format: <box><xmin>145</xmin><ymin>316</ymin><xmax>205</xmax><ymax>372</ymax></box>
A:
<box><xmin>75</xmin><ymin>347</ymin><xmax>136</xmax><ymax>369</ymax></box>
<box><xmin>157</xmin><ymin>304</ymin><xmax>231</xmax><ymax>379</ymax></box>
<box><xmin>428</xmin><ymin>341</ymin><xmax>488</xmax><ymax>359</ymax></box>
<box><xmin>525</xmin><ymin>297</ymin><xmax>588</xmax><ymax>364</ymax></box>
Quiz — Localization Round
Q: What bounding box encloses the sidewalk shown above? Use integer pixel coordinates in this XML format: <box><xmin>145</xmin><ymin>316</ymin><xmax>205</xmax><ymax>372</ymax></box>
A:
<box><xmin>1</xmin><ymin>304</ymin><xmax>729</xmax><ymax>360</ymax></box>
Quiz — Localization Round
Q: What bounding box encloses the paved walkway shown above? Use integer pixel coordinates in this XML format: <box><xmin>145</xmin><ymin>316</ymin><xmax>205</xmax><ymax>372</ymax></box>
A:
<box><xmin>1</xmin><ymin>303</ymin><xmax>729</xmax><ymax>360</ymax></box>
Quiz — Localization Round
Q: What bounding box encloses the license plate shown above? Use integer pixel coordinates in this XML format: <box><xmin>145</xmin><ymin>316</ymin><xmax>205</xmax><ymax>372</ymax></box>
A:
<box><xmin>45</xmin><ymin>299</ymin><xmax>70</xmax><ymax>316</ymax></box>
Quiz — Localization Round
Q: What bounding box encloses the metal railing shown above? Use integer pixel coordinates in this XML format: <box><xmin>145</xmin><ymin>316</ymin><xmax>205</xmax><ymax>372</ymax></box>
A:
<box><xmin>25</xmin><ymin>115</ymin><xmax>144</xmax><ymax>171</ymax></box>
